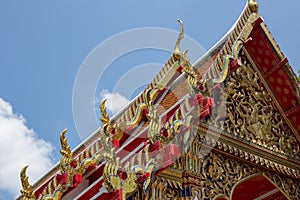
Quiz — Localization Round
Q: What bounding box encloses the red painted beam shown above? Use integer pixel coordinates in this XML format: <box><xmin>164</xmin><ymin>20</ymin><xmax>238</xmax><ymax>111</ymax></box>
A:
<box><xmin>264</xmin><ymin>58</ymin><xmax>288</xmax><ymax>78</ymax></box>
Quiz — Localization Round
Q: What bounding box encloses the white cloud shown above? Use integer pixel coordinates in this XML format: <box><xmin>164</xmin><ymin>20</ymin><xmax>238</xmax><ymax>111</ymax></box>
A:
<box><xmin>0</xmin><ymin>98</ymin><xmax>54</xmax><ymax>197</ymax></box>
<box><xmin>100</xmin><ymin>90</ymin><xmax>130</xmax><ymax>114</ymax></box>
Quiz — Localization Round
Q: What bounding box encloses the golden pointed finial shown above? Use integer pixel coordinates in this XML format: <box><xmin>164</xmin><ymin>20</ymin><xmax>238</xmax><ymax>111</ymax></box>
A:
<box><xmin>100</xmin><ymin>99</ymin><xmax>110</xmax><ymax>124</ymax></box>
<box><xmin>59</xmin><ymin>129</ymin><xmax>72</xmax><ymax>174</ymax></box>
<box><xmin>248</xmin><ymin>0</ymin><xmax>258</xmax><ymax>13</ymax></box>
<box><xmin>174</xmin><ymin>19</ymin><xmax>184</xmax><ymax>59</ymax></box>
<box><xmin>20</xmin><ymin>165</ymin><xmax>36</xmax><ymax>200</ymax></box>
<box><xmin>100</xmin><ymin>99</ymin><xmax>112</xmax><ymax>137</ymax></box>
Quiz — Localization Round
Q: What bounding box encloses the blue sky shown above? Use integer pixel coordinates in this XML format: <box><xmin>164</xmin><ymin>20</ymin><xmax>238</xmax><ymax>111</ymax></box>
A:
<box><xmin>0</xmin><ymin>0</ymin><xmax>299</xmax><ymax>199</ymax></box>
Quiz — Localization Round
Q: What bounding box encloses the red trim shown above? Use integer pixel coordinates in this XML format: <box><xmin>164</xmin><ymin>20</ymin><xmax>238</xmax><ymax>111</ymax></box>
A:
<box><xmin>264</xmin><ymin>58</ymin><xmax>288</xmax><ymax>78</ymax></box>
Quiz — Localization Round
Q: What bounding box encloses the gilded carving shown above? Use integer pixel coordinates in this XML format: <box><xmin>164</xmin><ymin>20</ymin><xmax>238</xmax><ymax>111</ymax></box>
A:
<box><xmin>20</xmin><ymin>166</ymin><xmax>36</xmax><ymax>200</ymax></box>
<box><xmin>99</xmin><ymin>99</ymin><xmax>118</xmax><ymax>162</ymax></box>
<box><xmin>140</xmin><ymin>144</ymin><xmax>299</xmax><ymax>199</ymax></box>
<box><xmin>173</xmin><ymin>19</ymin><xmax>184</xmax><ymax>60</ymax></box>
<box><xmin>222</xmin><ymin>55</ymin><xmax>300</xmax><ymax>159</ymax></box>
<box><xmin>248</xmin><ymin>0</ymin><xmax>258</xmax><ymax>13</ymax></box>
<box><xmin>179</xmin><ymin>50</ymin><xmax>202</xmax><ymax>96</ymax></box>
<box><xmin>143</xmin><ymin>178</ymin><xmax>181</xmax><ymax>200</ymax></box>
<box><xmin>240</xmin><ymin>12</ymin><xmax>260</xmax><ymax>42</ymax></box>
<box><xmin>59</xmin><ymin>129</ymin><xmax>73</xmax><ymax>176</ymax></box>
<box><xmin>103</xmin><ymin>144</ymin><xmax>157</xmax><ymax>199</ymax></box>
<box><xmin>100</xmin><ymin>20</ymin><xmax>207</xmax><ymax>199</ymax></box>
<box><xmin>59</xmin><ymin>130</ymin><xmax>97</xmax><ymax>187</ymax></box>
<box><xmin>141</xmin><ymin>151</ymin><xmax>258</xmax><ymax>200</ymax></box>
<box><xmin>145</xmin><ymin>88</ymin><xmax>164</xmax><ymax>144</ymax></box>
<box><xmin>32</xmin><ymin>129</ymin><xmax>98</xmax><ymax>200</ymax></box>
<box><xmin>197</xmin><ymin>152</ymin><xmax>258</xmax><ymax>199</ymax></box>
<box><xmin>173</xmin><ymin>19</ymin><xmax>207</xmax><ymax>96</ymax></box>
<box><xmin>209</xmin><ymin>39</ymin><xmax>245</xmax><ymax>127</ymax></box>
<box><xmin>103</xmin><ymin>157</ymin><xmax>139</xmax><ymax>199</ymax></box>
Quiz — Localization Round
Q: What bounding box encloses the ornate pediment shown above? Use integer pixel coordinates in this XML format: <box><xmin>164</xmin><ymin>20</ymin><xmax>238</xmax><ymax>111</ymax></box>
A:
<box><xmin>220</xmin><ymin>52</ymin><xmax>300</xmax><ymax>160</ymax></box>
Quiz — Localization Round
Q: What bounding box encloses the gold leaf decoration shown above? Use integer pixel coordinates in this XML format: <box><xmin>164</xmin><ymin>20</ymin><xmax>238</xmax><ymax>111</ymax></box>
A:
<box><xmin>20</xmin><ymin>166</ymin><xmax>36</xmax><ymax>200</ymax></box>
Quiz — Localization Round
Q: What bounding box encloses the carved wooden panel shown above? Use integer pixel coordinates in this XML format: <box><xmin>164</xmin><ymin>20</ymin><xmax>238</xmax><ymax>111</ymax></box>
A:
<box><xmin>219</xmin><ymin>53</ymin><xmax>300</xmax><ymax>159</ymax></box>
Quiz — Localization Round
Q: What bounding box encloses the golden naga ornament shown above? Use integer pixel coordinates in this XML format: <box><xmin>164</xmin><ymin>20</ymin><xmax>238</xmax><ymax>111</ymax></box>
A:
<box><xmin>173</xmin><ymin>19</ymin><xmax>203</xmax><ymax>96</ymax></box>
<box><xmin>59</xmin><ymin>129</ymin><xmax>72</xmax><ymax>175</ymax></box>
<box><xmin>99</xmin><ymin>99</ymin><xmax>132</xmax><ymax>195</ymax></box>
<box><xmin>99</xmin><ymin>99</ymin><xmax>117</xmax><ymax>162</ymax></box>
<box><xmin>28</xmin><ymin>129</ymin><xmax>98</xmax><ymax>200</ymax></box>
<box><xmin>144</xmin><ymin>88</ymin><xmax>163</xmax><ymax>144</ymax></box>
<box><xmin>60</xmin><ymin>129</ymin><xmax>98</xmax><ymax>175</ymax></box>
<box><xmin>101</xmin><ymin>90</ymin><xmax>157</xmax><ymax>197</ymax></box>
<box><xmin>20</xmin><ymin>166</ymin><xmax>35</xmax><ymax>200</ymax></box>
<box><xmin>104</xmin><ymin>159</ymin><xmax>139</xmax><ymax>200</ymax></box>
<box><xmin>173</xmin><ymin>19</ymin><xmax>184</xmax><ymax>60</ymax></box>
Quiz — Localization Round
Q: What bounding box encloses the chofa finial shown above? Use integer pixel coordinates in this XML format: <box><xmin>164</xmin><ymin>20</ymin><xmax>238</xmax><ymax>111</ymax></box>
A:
<box><xmin>59</xmin><ymin>129</ymin><xmax>73</xmax><ymax>174</ymax></box>
<box><xmin>174</xmin><ymin>19</ymin><xmax>184</xmax><ymax>59</ymax></box>
<box><xmin>248</xmin><ymin>0</ymin><xmax>258</xmax><ymax>13</ymax></box>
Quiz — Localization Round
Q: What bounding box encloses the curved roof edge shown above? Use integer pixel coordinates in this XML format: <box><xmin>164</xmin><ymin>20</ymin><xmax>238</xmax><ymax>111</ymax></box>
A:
<box><xmin>193</xmin><ymin>3</ymin><xmax>248</xmax><ymax>69</ymax></box>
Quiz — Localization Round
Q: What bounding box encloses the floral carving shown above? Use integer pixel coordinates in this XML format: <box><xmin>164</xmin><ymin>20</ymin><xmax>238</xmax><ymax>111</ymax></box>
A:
<box><xmin>222</xmin><ymin>56</ymin><xmax>300</xmax><ymax>159</ymax></box>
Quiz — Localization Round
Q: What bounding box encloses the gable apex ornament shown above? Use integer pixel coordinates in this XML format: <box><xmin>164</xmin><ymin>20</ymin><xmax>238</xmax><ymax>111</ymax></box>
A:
<box><xmin>248</xmin><ymin>0</ymin><xmax>258</xmax><ymax>13</ymax></box>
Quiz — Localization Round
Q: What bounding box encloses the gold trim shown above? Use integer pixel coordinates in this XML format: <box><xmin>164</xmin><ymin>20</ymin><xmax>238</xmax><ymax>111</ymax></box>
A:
<box><xmin>248</xmin><ymin>0</ymin><xmax>259</xmax><ymax>13</ymax></box>
<box><xmin>201</xmin><ymin>127</ymin><xmax>300</xmax><ymax>178</ymax></box>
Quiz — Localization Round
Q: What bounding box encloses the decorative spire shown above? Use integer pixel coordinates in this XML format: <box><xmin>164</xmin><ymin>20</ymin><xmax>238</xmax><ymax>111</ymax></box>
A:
<box><xmin>100</xmin><ymin>99</ymin><xmax>112</xmax><ymax>139</ymax></box>
<box><xmin>20</xmin><ymin>166</ymin><xmax>36</xmax><ymax>200</ymax></box>
<box><xmin>248</xmin><ymin>0</ymin><xmax>258</xmax><ymax>13</ymax></box>
<box><xmin>100</xmin><ymin>99</ymin><xmax>110</xmax><ymax>125</ymax></box>
<box><xmin>99</xmin><ymin>99</ymin><xmax>118</xmax><ymax>163</ymax></box>
<box><xmin>173</xmin><ymin>19</ymin><xmax>184</xmax><ymax>60</ymax></box>
<box><xmin>59</xmin><ymin>129</ymin><xmax>72</xmax><ymax>175</ymax></box>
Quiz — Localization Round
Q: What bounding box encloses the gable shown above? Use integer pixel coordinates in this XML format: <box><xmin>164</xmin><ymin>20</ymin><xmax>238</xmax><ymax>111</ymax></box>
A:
<box><xmin>244</xmin><ymin>22</ymin><xmax>300</xmax><ymax>136</ymax></box>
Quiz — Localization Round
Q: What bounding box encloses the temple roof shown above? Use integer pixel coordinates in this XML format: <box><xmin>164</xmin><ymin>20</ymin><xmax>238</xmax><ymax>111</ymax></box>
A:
<box><xmin>18</xmin><ymin>1</ymin><xmax>300</xmax><ymax>199</ymax></box>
